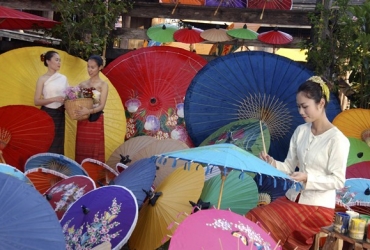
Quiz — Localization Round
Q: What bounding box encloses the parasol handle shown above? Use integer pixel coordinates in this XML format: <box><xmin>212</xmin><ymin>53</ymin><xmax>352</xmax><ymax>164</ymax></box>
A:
<box><xmin>273</xmin><ymin>240</ymin><xmax>282</xmax><ymax>250</ymax></box>
<box><xmin>0</xmin><ymin>150</ymin><xmax>5</xmax><ymax>164</ymax></box>
<box><xmin>259</xmin><ymin>120</ymin><xmax>267</xmax><ymax>154</ymax></box>
<box><xmin>172</xmin><ymin>0</ymin><xmax>180</xmax><ymax>14</ymax></box>
<box><xmin>217</xmin><ymin>175</ymin><xmax>227</xmax><ymax>209</ymax></box>
<box><xmin>214</xmin><ymin>0</ymin><xmax>224</xmax><ymax>15</ymax></box>
<box><xmin>260</xmin><ymin>0</ymin><xmax>267</xmax><ymax>19</ymax></box>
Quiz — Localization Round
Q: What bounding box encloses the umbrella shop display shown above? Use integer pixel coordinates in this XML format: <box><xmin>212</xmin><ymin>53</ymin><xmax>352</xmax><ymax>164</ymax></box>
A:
<box><xmin>60</xmin><ymin>185</ymin><xmax>138</xmax><ymax>250</ymax></box>
<box><xmin>111</xmin><ymin>158</ymin><xmax>156</xmax><ymax>208</ymax></box>
<box><xmin>0</xmin><ymin>46</ymin><xmax>126</xmax><ymax>161</ymax></box>
<box><xmin>346</xmin><ymin>137</ymin><xmax>370</xmax><ymax>167</ymax></box>
<box><xmin>199</xmin><ymin>170</ymin><xmax>259</xmax><ymax>215</ymax></box>
<box><xmin>146</xmin><ymin>24</ymin><xmax>179</xmax><ymax>43</ymax></box>
<box><xmin>333</xmin><ymin>108</ymin><xmax>370</xmax><ymax>146</ymax></box>
<box><xmin>169</xmin><ymin>208</ymin><xmax>282</xmax><ymax>249</ymax></box>
<box><xmin>200</xmin><ymin>118</ymin><xmax>271</xmax><ymax>157</ymax></box>
<box><xmin>173</xmin><ymin>25</ymin><xmax>204</xmax><ymax>51</ymax></box>
<box><xmin>253</xmin><ymin>173</ymin><xmax>289</xmax><ymax>206</ymax></box>
<box><xmin>0</xmin><ymin>163</ymin><xmax>33</xmax><ymax>187</ymax></box>
<box><xmin>102</xmin><ymin>46</ymin><xmax>207</xmax><ymax>147</ymax></box>
<box><xmin>81</xmin><ymin>158</ymin><xmax>119</xmax><ymax>187</ymax></box>
<box><xmin>184</xmin><ymin>51</ymin><xmax>342</xmax><ymax>161</ymax></box>
<box><xmin>156</xmin><ymin>143</ymin><xmax>296</xmax><ymax>209</ymax></box>
<box><xmin>226</xmin><ymin>24</ymin><xmax>259</xmax><ymax>48</ymax></box>
<box><xmin>0</xmin><ymin>105</ymin><xmax>54</xmax><ymax>171</ymax></box>
<box><xmin>200</xmin><ymin>26</ymin><xmax>233</xmax><ymax>42</ymax></box>
<box><xmin>106</xmin><ymin>136</ymin><xmax>157</xmax><ymax>168</ymax></box>
<box><xmin>346</xmin><ymin>161</ymin><xmax>370</xmax><ymax>179</ymax></box>
<box><xmin>44</xmin><ymin>175</ymin><xmax>96</xmax><ymax>220</ymax></box>
<box><xmin>248</xmin><ymin>0</ymin><xmax>292</xmax><ymax>9</ymax></box>
<box><xmin>0</xmin><ymin>5</ymin><xmax>60</xmax><ymax>29</ymax></box>
<box><xmin>258</xmin><ymin>28</ymin><xmax>293</xmax><ymax>52</ymax></box>
<box><xmin>25</xmin><ymin>167</ymin><xmax>68</xmax><ymax>194</ymax></box>
<box><xmin>0</xmin><ymin>172</ymin><xmax>65</xmax><ymax>249</ymax></box>
<box><xmin>25</xmin><ymin>152</ymin><xmax>88</xmax><ymax>176</ymax></box>
<box><xmin>128</xmin><ymin>166</ymin><xmax>205</xmax><ymax>250</ymax></box>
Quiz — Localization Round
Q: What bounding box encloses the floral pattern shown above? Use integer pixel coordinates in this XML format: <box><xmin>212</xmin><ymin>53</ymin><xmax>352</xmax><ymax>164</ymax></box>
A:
<box><xmin>49</xmin><ymin>182</ymin><xmax>88</xmax><ymax>213</ymax></box>
<box><xmin>62</xmin><ymin>198</ymin><xmax>122</xmax><ymax>250</ymax></box>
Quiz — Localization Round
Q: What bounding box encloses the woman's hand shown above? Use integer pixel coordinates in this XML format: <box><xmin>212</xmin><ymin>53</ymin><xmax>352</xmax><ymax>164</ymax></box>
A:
<box><xmin>54</xmin><ymin>96</ymin><xmax>65</xmax><ymax>104</ymax></box>
<box><xmin>290</xmin><ymin>172</ymin><xmax>307</xmax><ymax>183</ymax></box>
<box><xmin>75</xmin><ymin>105</ymin><xmax>90</xmax><ymax>118</ymax></box>
<box><xmin>259</xmin><ymin>152</ymin><xmax>275</xmax><ymax>165</ymax></box>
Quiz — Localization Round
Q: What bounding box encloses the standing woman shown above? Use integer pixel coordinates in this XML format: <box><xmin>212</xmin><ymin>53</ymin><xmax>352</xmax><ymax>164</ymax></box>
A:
<box><xmin>247</xmin><ymin>76</ymin><xmax>350</xmax><ymax>249</ymax></box>
<box><xmin>74</xmin><ymin>55</ymin><xmax>108</xmax><ymax>163</ymax></box>
<box><xmin>34</xmin><ymin>50</ymin><xmax>68</xmax><ymax>154</ymax></box>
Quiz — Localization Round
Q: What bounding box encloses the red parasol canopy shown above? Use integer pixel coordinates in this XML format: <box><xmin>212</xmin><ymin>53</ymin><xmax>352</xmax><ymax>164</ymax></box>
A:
<box><xmin>173</xmin><ymin>25</ymin><xmax>204</xmax><ymax>44</ymax></box>
<box><xmin>102</xmin><ymin>46</ymin><xmax>207</xmax><ymax>147</ymax></box>
<box><xmin>0</xmin><ymin>105</ymin><xmax>54</xmax><ymax>171</ymax></box>
<box><xmin>257</xmin><ymin>27</ymin><xmax>293</xmax><ymax>45</ymax></box>
<box><xmin>0</xmin><ymin>6</ymin><xmax>60</xmax><ymax>30</ymax></box>
<box><xmin>247</xmin><ymin>0</ymin><xmax>293</xmax><ymax>10</ymax></box>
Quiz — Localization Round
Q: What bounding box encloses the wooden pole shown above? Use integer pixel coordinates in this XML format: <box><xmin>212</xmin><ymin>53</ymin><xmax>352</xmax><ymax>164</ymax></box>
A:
<box><xmin>259</xmin><ymin>120</ymin><xmax>267</xmax><ymax>154</ymax></box>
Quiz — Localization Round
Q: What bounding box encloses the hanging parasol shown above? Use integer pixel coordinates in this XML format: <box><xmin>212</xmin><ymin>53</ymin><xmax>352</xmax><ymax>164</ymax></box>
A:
<box><xmin>146</xmin><ymin>24</ymin><xmax>179</xmax><ymax>43</ymax></box>
<box><xmin>184</xmin><ymin>51</ymin><xmax>342</xmax><ymax>161</ymax></box>
<box><xmin>0</xmin><ymin>163</ymin><xmax>33</xmax><ymax>187</ymax></box>
<box><xmin>200</xmin><ymin>118</ymin><xmax>271</xmax><ymax>157</ymax></box>
<box><xmin>333</xmin><ymin>108</ymin><xmax>370</xmax><ymax>147</ymax></box>
<box><xmin>173</xmin><ymin>25</ymin><xmax>204</xmax><ymax>51</ymax></box>
<box><xmin>226</xmin><ymin>24</ymin><xmax>258</xmax><ymax>40</ymax></box>
<box><xmin>247</xmin><ymin>0</ymin><xmax>292</xmax><ymax>20</ymax></box>
<box><xmin>347</xmin><ymin>137</ymin><xmax>370</xmax><ymax>167</ymax></box>
<box><xmin>102</xmin><ymin>46</ymin><xmax>207</xmax><ymax>147</ymax></box>
<box><xmin>346</xmin><ymin>161</ymin><xmax>370</xmax><ymax>179</ymax></box>
<box><xmin>199</xmin><ymin>170</ymin><xmax>259</xmax><ymax>215</ymax></box>
<box><xmin>0</xmin><ymin>172</ymin><xmax>65</xmax><ymax>249</ymax></box>
<box><xmin>258</xmin><ymin>27</ymin><xmax>293</xmax><ymax>53</ymax></box>
<box><xmin>168</xmin><ymin>208</ymin><xmax>282</xmax><ymax>249</ymax></box>
<box><xmin>81</xmin><ymin>158</ymin><xmax>119</xmax><ymax>187</ymax></box>
<box><xmin>205</xmin><ymin>0</ymin><xmax>247</xmax><ymax>15</ymax></box>
<box><xmin>200</xmin><ymin>26</ymin><xmax>233</xmax><ymax>42</ymax></box>
<box><xmin>0</xmin><ymin>6</ymin><xmax>60</xmax><ymax>30</ymax></box>
<box><xmin>0</xmin><ymin>46</ymin><xmax>126</xmax><ymax>162</ymax></box>
<box><xmin>0</xmin><ymin>105</ymin><xmax>54</xmax><ymax>171</ymax></box>
<box><xmin>24</xmin><ymin>167</ymin><xmax>69</xmax><ymax>195</ymax></box>
<box><xmin>44</xmin><ymin>175</ymin><xmax>96</xmax><ymax>220</ymax></box>
<box><xmin>25</xmin><ymin>152</ymin><xmax>88</xmax><ymax>177</ymax></box>
<box><xmin>128</xmin><ymin>166</ymin><xmax>205</xmax><ymax>250</ymax></box>
<box><xmin>60</xmin><ymin>185</ymin><xmax>138</xmax><ymax>250</ymax></box>
<box><xmin>111</xmin><ymin>158</ymin><xmax>156</xmax><ymax>208</ymax></box>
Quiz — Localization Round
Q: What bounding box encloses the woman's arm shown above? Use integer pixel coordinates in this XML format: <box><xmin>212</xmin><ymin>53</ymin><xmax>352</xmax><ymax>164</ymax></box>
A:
<box><xmin>90</xmin><ymin>81</ymin><xmax>108</xmax><ymax>114</ymax></box>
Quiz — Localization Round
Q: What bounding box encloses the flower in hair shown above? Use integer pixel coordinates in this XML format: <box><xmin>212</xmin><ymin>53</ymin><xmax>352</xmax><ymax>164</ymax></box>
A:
<box><xmin>40</xmin><ymin>53</ymin><xmax>46</xmax><ymax>62</ymax></box>
<box><xmin>308</xmin><ymin>76</ymin><xmax>330</xmax><ymax>102</ymax></box>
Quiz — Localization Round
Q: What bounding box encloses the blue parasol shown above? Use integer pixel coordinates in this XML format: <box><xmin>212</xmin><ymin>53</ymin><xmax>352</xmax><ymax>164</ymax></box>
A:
<box><xmin>0</xmin><ymin>172</ymin><xmax>65</xmax><ymax>249</ymax></box>
<box><xmin>0</xmin><ymin>163</ymin><xmax>33</xmax><ymax>186</ymax></box>
<box><xmin>111</xmin><ymin>158</ymin><xmax>156</xmax><ymax>208</ymax></box>
<box><xmin>184</xmin><ymin>51</ymin><xmax>342</xmax><ymax>161</ymax></box>
<box><xmin>25</xmin><ymin>152</ymin><xmax>88</xmax><ymax>176</ymax></box>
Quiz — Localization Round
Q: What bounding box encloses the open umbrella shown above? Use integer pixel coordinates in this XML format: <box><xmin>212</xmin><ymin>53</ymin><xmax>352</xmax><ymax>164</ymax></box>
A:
<box><xmin>347</xmin><ymin>137</ymin><xmax>370</xmax><ymax>167</ymax></box>
<box><xmin>60</xmin><ymin>185</ymin><xmax>138</xmax><ymax>250</ymax></box>
<box><xmin>25</xmin><ymin>152</ymin><xmax>88</xmax><ymax>177</ymax></box>
<box><xmin>226</xmin><ymin>24</ymin><xmax>258</xmax><ymax>40</ymax></box>
<box><xmin>81</xmin><ymin>158</ymin><xmax>119</xmax><ymax>187</ymax></box>
<box><xmin>0</xmin><ymin>46</ymin><xmax>126</xmax><ymax>162</ymax></box>
<box><xmin>147</xmin><ymin>24</ymin><xmax>179</xmax><ymax>43</ymax></box>
<box><xmin>205</xmin><ymin>0</ymin><xmax>246</xmax><ymax>15</ymax></box>
<box><xmin>111</xmin><ymin>157</ymin><xmax>156</xmax><ymax>208</ymax></box>
<box><xmin>44</xmin><ymin>175</ymin><xmax>96</xmax><ymax>220</ymax></box>
<box><xmin>0</xmin><ymin>105</ymin><xmax>54</xmax><ymax>171</ymax></box>
<box><xmin>184</xmin><ymin>51</ymin><xmax>342</xmax><ymax>161</ymax></box>
<box><xmin>346</xmin><ymin>161</ymin><xmax>370</xmax><ymax>179</ymax></box>
<box><xmin>199</xmin><ymin>170</ymin><xmax>259</xmax><ymax>215</ymax></box>
<box><xmin>200</xmin><ymin>118</ymin><xmax>271</xmax><ymax>157</ymax></box>
<box><xmin>339</xmin><ymin>178</ymin><xmax>370</xmax><ymax>207</ymax></box>
<box><xmin>155</xmin><ymin>143</ymin><xmax>295</xmax><ymax>209</ymax></box>
<box><xmin>0</xmin><ymin>172</ymin><xmax>65</xmax><ymax>249</ymax></box>
<box><xmin>200</xmin><ymin>26</ymin><xmax>233</xmax><ymax>42</ymax></box>
<box><xmin>25</xmin><ymin>167</ymin><xmax>68</xmax><ymax>194</ymax></box>
<box><xmin>258</xmin><ymin>27</ymin><xmax>293</xmax><ymax>53</ymax></box>
<box><xmin>0</xmin><ymin>163</ymin><xmax>33</xmax><ymax>186</ymax></box>
<box><xmin>173</xmin><ymin>25</ymin><xmax>204</xmax><ymax>51</ymax></box>
<box><xmin>247</xmin><ymin>0</ymin><xmax>292</xmax><ymax>9</ymax></box>
<box><xmin>128</xmin><ymin>166</ymin><xmax>205</xmax><ymax>250</ymax></box>
<box><xmin>333</xmin><ymin>108</ymin><xmax>370</xmax><ymax>146</ymax></box>
<box><xmin>0</xmin><ymin>6</ymin><xmax>60</xmax><ymax>29</ymax></box>
<box><xmin>253</xmin><ymin>174</ymin><xmax>288</xmax><ymax>206</ymax></box>
<box><xmin>168</xmin><ymin>208</ymin><xmax>282</xmax><ymax>249</ymax></box>
<box><xmin>102</xmin><ymin>46</ymin><xmax>207</xmax><ymax>147</ymax></box>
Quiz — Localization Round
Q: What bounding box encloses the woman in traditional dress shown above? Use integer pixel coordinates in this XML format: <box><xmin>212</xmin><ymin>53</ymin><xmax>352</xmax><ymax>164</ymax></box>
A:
<box><xmin>74</xmin><ymin>55</ymin><xmax>108</xmax><ymax>163</ymax></box>
<box><xmin>247</xmin><ymin>76</ymin><xmax>350</xmax><ymax>249</ymax></box>
<box><xmin>34</xmin><ymin>50</ymin><xmax>69</xmax><ymax>154</ymax></box>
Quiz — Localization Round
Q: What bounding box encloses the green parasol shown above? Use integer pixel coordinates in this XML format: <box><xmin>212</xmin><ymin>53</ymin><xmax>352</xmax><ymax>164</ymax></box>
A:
<box><xmin>146</xmin><ymin>24</ymin><xmax>178</xmax><ymax>43</ymax></box>
<box><xmin>199</xmin><ymin>118</ymin><xmax>271</xmax><ymax>157</ymax></box>
<box><xmin>347</xmin><ymin>137</ymin><xmax>370</xmax><ymax>167</ymax></box>
<box><xmin>199</xmin><ymin>170</ymin><xmax>258</xmax><ymax>215</ymax></box>
<box><xmin>226</xmin><ymin>24</ymin><xmax>258</xmax><ymax>40</ymax></box>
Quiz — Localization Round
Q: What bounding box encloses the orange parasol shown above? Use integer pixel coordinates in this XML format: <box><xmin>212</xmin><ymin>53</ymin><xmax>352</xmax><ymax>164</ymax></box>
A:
<box><xmin>81</xmin><ymin>158</ymin><xmax>119</xmax><ymax>187</ymax></box>
<box><xmin>0</xmin><ymin>105</ymin><xmax>54</xmax><ymax>171</ymax></box>
<box><xmin>128</xmin><ymin>165</ymin><xmax>204</xmax><ymax>250</ymax></box>
<box><xmin>24</xmin><ymin>167</ymin><xmax>68</xmax><ymax>194</ymax></box>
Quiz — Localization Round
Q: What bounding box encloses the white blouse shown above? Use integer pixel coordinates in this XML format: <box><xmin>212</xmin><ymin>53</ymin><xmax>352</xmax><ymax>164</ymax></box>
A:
<box><xmin>275</xmin><ymin>122</ymin><xmax>350</xmax><ymax>208</ymax></box>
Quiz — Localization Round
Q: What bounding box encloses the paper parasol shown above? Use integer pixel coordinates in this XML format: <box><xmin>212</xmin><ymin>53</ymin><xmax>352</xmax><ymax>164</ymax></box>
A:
<box><xmin>147</xmin><ymin>24</ymin><xmax>179</xmax><ymax>43</ymax></box>
<box><xmin>81</xmin><ymin>158</ymin><xmax>119</xmax><ymax>187</ymax></box>
<box><xmin>25</xmin><ymin>167</ymin><xmax>68</xmax><ymax>194</ymax></box>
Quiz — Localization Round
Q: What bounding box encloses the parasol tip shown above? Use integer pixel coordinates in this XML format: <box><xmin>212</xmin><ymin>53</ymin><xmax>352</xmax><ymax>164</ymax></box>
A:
<box><xmin>243</xmin><ymin>24</ymin><xmax>247</xmax><ymax>29</ymax></box>
<box><xmin>45</xmin><ymin>193</ymin><xmax>52</xmax><ymax>201</ymax></box>
<box><xmin>365</xmin><ymin>186</ymin><xmax>370</xmax><ymax>195</ymax></box>
<box><xmin>119</xmin><ymin>154</ymin><xmax>132</xmax><ymax>165</ymax></box>
<box><xmin>162</xmin><ymin>24</ymin><xmax>167</xmax><ymax>30</ymax></box>
<box><xmin>81</xmin><ymin>205</ymin><xmax>90</xmax><ymax>214</ymax></box>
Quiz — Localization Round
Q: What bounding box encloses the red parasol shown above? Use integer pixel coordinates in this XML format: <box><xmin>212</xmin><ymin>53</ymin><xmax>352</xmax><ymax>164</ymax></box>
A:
<box><xmin>102</xmin><ymin>46</ymin><xmax>207</xmax><ymax>147</ymax></box>
<box><xmin>258</xmin><ymin>27</ymin><xmax>293</xmax><ymax>45</ymax></box>
<box><xmin>0</xmin><ymin>105</ymin><xmax>54</xmax><ymax>171</ymax></box>
<box><xmin>0</xmin><ymin>6</ymin><xmax>60</xmax><ymax>30</ymax></box>
<box><xmin>346</xmin><ymin>161</ymin><xmax>370</xmax><ymax>179</ymax></box>
<box><xmin>247</xmin><ymin>0</ymin><xmax>292</xmax><ymax>10</ymax></box>
<box><xmin>24</xmin><ymin>167</ymin><xmax>68</xmax><ymax>194</ymax></box>
<box><xmin>81</xmin><ymin>158</ymin><xmax>119</xmax><ymax>187</ymax></box>
<box><xmin>173</xmin><ymin>25</ymin><xmax>204</xmax><ymax>51</ymax></box>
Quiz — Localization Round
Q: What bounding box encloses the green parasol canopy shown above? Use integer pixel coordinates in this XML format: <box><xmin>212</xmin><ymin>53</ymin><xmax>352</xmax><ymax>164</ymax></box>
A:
<box><xmin>226</xmin><ymin>24</ymin><xmax>258</xmax><ymax>40</ymax></box>
<box><xmin>347</xmin><ymin>137</ymin><xmax>370</xmax><ymax>166</ymax></box>
<box><xmin>146</xmin><ymin>24</ymin><xmax>178</xmax><ymax>43</ymax></box>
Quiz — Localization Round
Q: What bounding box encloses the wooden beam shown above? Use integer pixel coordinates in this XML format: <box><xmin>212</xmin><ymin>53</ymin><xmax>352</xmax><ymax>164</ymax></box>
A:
<box><xmin>0</xmin><ymin>0</ymin><xmax>52</xmax><ymax>11</ymax></box>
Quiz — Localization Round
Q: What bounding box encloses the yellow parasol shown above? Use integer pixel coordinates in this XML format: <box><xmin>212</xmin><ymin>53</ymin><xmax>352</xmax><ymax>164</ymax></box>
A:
<box><xmin>0</xmin><ymin>46</ymin><xmax>126</xmax><ymax>161</ymax></box>
<box><xmin>275</xmin><ymin>48</ymin><xmax>308</xmax><ymax>62</ymax></box>
<box><xmin>128</xmin><ymin>165</ymin><xmax>204</xmax><ymax>250</ymax></box>
<box><xmin>333</xmin><ymin>108</ymin><xmax>370</xmax><ymax>146</ymax></box>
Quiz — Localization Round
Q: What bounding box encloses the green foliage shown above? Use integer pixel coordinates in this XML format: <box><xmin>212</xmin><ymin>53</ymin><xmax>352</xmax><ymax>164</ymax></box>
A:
<box><xmin>302</xmin><ymin>0</ymin><xmax>370</xmax><ymax>108</ymax></box>
<box><xmin>50</xmin><ymin>0</ymin><xmax>133</xmax><ymax>60</ymax></box>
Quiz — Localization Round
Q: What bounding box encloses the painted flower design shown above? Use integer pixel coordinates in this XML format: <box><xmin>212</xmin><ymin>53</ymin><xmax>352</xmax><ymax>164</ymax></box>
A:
<box><xmin>125</xmin><ymin>98</ymin><xmax>141</xmax><ymax>113</ymax></box>
<box><xmin>176</xmin><ymin>103</ymin><xmax>184</xmax><ymax>118</ymax></box>
<box><xmin>144</xmin><ymin>115</ymin><xmax>160</xmax><ymax>132</ymax></box>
